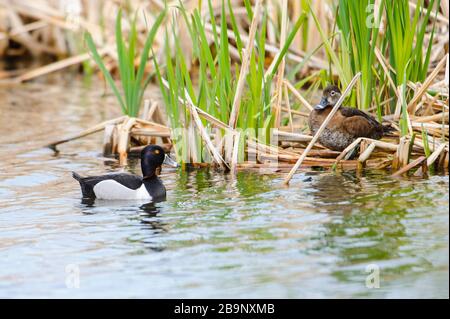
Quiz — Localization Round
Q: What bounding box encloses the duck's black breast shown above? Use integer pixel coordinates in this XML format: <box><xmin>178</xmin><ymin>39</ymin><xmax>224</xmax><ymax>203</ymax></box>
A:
<box><xmin>73</xmin><ymin>173</ymin><xmax>143</xmax><ymax>199</ymax></box>
<box><xmin>143</xmin><ymin>177</ymin><xmax>166</xmax><ymax>202</ymax></box>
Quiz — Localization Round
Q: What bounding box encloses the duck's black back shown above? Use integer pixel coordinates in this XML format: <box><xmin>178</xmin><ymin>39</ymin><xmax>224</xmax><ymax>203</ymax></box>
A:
<box><xmin>72</xmin><ymin>172</ymin><xmax>143</xmax><ymax>199</ymax></box>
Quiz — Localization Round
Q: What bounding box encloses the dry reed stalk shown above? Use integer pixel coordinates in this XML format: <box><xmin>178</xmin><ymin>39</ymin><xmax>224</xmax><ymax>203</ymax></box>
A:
<box><xmin>283</xmin><ymin>79</ymin><xmax>313</xmax><ymax>111</ymax></box>
<box><xmin>130</xmin><ymin>129</ymin><xmax>171</xmax><ymax>137</ymax></box>
<box><xmin>279</xmin><ymin>144</ymin><xmax>340</xmax><ymax>157</ymax></box>
<box><xmin>202</xmin><ymin>23</ymin><xmax>326</xmax><ymax>69</ymax></box>
<box><xmin>300</xmin><ymin>149</ymin><xmax>341</xmax><ymax>158</ymax></box>
<box><xmin>437</xmin><ymin>149</ymin><xmax>447</xmax><ymax>168</ymax></box>
<box><xmin>228</xmin><ymin>0</ymin><xmax>262</xmax><ymax>129</ymax></box>
<box><xmin>413</xmin><ymin>112</ymin><xmax>449</xmax><ymax>123</ymax></box>
<box><xmin>409</xmin><ymin>1</ymin><xmax>449</xmax><ymax>24</ymax></box>
<box><xmin>374</xmin><ymin>48</ymin><xmax>400</xmax><ymax>98</ymax></box>
<box><xmin>281</xmin><ymin>107</ymin><xmax>309</xmax><ymax>118</ymax></box>
<box><xmin>267</xmin><ymin>0</ymin><xmax>277</xmax><ymax>44</ymax></box>
<box><xmin>103</xmin><ymin>123</ymin><xmax>116</xmax><ymax>156</ymax></box>
<box><xmin>358</xmin><ymin>142</ymin><xmax>377</xmax><ymax>165</ymax></box>
<box><xmin>5</xmin><ymin>10</ymin><xmax>40</xmax><ymax>55</ymax></box>
<box><xmin>145</xmin><ymin>101</ymin><xmax>171</xmax><ymax>143</ymax></box>
<box><xmin>405</xmin><ymin>105</ymin><xmax>414</xmax><ymax>136</ymax></box>
<box><xmin>202</xmin><ymin>27</ymin><xmax>241</xmax><ymax>61</ymax></box>
<box><xmin>445</xmin><ymin>54</ymin><xmax>449</xmax><ymax>87</ymax></box>
<box><xmin>284</xmin><ymin>72</ymin><xmax>361</xmax><ymax>185</ymax></box>
<box><xmin>13</xmin><ymin>46</ymin><xmax>111</xmax><ymax>82</ymax></box>
<box><xmin>1</xmin><ymin>19</ymin><xmax>48</xmax><ymax>47</ymax></box>
<box><xmin>356</xmin><ymin>139</ymin><xmax>370</xmax><ymax>170</ymax></box>
<box><xmin>413</xmin><ymin>143</ymin><xmax>447</xmax><ymax>176</ymax></box>
<box><xmin>277</xmin><ymin>124</ymin><xmax>311</xmax><ymax>131</ymax></box>
<box><xmin>444</xmin><ymin>150</ymin><xmax>449</xmax><ymax>169</ymax></box>
<box><xmin>160</xmin><ymin>77</ymin><xmax>235</xmax><ymax>134</ymax></box>
<box><xmin>393</xmin><ymin>136</ymin><xmax>411</xmax><ymax>170</ymax></box>
<box><xmin>247</xmin><ymin>139</ymin><xmax>302</xmax><ymax>163</ymax></box>
<box><xmin>292</xmin><ymin>0</ymin><xmax>301</xmax><ymax>51</ymax></box>
<box><xmin>224</xmin><ymin>133</ymin><xmax>234</xmax><ymax>164</ymax></box>
<box><xmin>392</xmin><ymin>156</ymin><xmax>427</xmax><ymax>177</ymax></box>
<box><xmin>195</xmin><ymin>107</ymin><xmax>235</xmax><ymax>133</ymax></box>
<box><xmin>334</xmin><ymin>137</ymin><xmax>398</xmax><ymax>166</ymax></box>
<box><xmin>236</xmin><ymin>160</ymin><xmax>387</xmax><ymax>171</ymax></box>
<box><xmin>273</xmin><ymin>0</ymin><xmax>288</xmax><ymax>128</ymax></box>
<box><xmin>230</xmin><ymin>131</ymin><xmax>241</xmax><ymax>175</ymax></box>
<box><xmin>411</xmin><ymin>122</ymin><xmax>449</xmax><ymax>130</ymax></box>
<box><xmin>374</xmin><ymin>158</ymin><xmax>394</xmax><ymax>170</ymax></box>
<box><xmin>262</xmin><ymin>155</ymin><xmax>390</xmax><ymax>169</ymax></box>
<box><xmin>393</xmin><ymin>86</ymin><xmax>413</xmax><ymax>136</ymax></box>
<box><xmin>47</xmin><ymin>115</ymin><xmax>127</xmax><ymax>149</ymax></box>
<box><xmin>416</xmin><ymin>127</ymin><xmax>448</xmax><ymax>138</ymax></box>
<box><xmin>283</xmin><ymin>84</ymin><xmax>294</xmax><ymax>132</ymax></box>
<box><xmin>413</xmin><ymin>138</ymin><xmax>436</xmax><ymax>153</ymax></box>
<box><xmin>117</xmin><ymin>117</ymin><xmax>137</xmax><ymax>165</ymax></box>
<box><xmin>134</xmin><ymin>118</ymin><xmax>171</xmax><ymax>132</ymax></box>
<box><xmin>394</xmin><ymin>86</ymin><xmax>403</xmax><ymax>120</ymax></box>
<box><xmin>188</xmin><ymin>122</ymin><xmax>199</xmax><ymax>164</ymax></box>
<box><xmin>4</xmin><ymin>0</ymin><xmax>102</xmax><ymax>40</ymax></box>
<box><xmin>420</xmin><ymin>157</ymin><xmax>429</xmax><ymax>177</ymax></box>
<box><xmin>142</xmin><ymin>99</ymin><xmax>152</xmax><ymax>120</ymax></box>
<box><xmin>184</xmin><ymin>89</ymin><xmax>229</xmax><ymax>169</ymax></box>
<box><xmin>359</xmin><ymin>139</ymin><xmax>370</xmax><ymax>154</ymax></box>
<box><xmin>273</xmin><ymin>129</ymin><xmax>313</xmax><ymax>142</ymax></box>
<box><xmin>407</xmin><ymin>54</ymin><xmax>448</xmax><ymax>113</ymax></box>
<box><xmin>0</xmin><ymin>7</ymin><xmax>7</xmax><ymax>56</ymax></box>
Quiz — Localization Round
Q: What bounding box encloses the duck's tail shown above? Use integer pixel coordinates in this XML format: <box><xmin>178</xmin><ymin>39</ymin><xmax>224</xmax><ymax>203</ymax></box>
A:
<box><xmin>72</xmin><ymin>172</ymin><xmax>92</xmax><ymax>198</ymax></box>
<box><xmin>72</xmin><ymin>171</ymin><xmax>83</xmax><ymax>182</ymax></box>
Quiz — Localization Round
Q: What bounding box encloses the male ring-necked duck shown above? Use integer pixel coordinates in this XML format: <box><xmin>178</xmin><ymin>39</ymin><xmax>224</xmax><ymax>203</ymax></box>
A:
<box><xmin>72</xmin><ymin>145</ymin><xmax>178</xmax><ymax>201</ymax></box>
<box><xmin>308</xmin><ymin>85</ymin><xmax>393</xmax><ymax>151</ymax></box>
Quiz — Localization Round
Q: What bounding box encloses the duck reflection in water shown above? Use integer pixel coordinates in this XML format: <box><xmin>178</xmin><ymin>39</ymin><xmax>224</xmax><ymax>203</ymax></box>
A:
<box><xmin>79</xmin><ymin>198</ymin><xmax>169</xmax><ymax>251</ymax></box>
<box><xmin>310</xmin><ymin>172</ymin><xmax>409</xmax><ymax>278</ymax></box>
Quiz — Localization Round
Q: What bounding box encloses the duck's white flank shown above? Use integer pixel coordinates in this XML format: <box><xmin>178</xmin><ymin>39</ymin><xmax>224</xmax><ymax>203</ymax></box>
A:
<box><xmin>93</xmin><ymin>180</ymin><xmax>152</xmax><ymax>200</ymax></box>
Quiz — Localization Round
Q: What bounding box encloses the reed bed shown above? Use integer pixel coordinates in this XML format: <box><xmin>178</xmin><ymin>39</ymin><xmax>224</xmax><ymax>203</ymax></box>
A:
<box><xmin>0</xmin><ymin>0</ymin><xmax>448</xmax><ymax>179</ymax></box>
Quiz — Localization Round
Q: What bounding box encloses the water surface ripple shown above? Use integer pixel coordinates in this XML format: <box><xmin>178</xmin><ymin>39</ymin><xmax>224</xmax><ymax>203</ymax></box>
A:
<box><xmin>0</xmin><ymin>80</ymin><xmax>448</xmax><ymax>298</ymax></box>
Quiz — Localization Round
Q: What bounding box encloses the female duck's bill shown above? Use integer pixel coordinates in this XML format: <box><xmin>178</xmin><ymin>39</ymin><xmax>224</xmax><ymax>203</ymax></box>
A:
<box><xmin>314</xmin><ymin>85</ymin><xmax>341</xmax><ymax>110</ymax></box>
<box><xmin>314</xmin><ymin>97</ymin><xmax>329</xmax><ymax>110</ymax></box>
<box><xmin>72</xmin><ymin>145</ymin><xmax>178</xmax><ymax>201</ymax></box>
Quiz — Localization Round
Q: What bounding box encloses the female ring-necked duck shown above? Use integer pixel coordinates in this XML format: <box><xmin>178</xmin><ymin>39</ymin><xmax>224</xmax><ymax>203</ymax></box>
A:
<box><xmin>308</xmin><ymin>85</ymin><xmax>394</xmax><ymax>151</ymax></box>
<box><xmin>72</xmin><ymin>145</ymin><xmax>178</xmax><ymax>200</ymax></box>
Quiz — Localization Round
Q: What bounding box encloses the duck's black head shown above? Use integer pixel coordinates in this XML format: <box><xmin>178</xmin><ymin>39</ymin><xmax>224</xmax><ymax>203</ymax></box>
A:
<box><xmin>141</xmin><ymin>145</ymin><xmax>178</xmax><ymax>179</ymax></box>
<box><xmin>314</xmin><ymin>85</ymin><xmax>341</xmax><ymax>110</ymax></box>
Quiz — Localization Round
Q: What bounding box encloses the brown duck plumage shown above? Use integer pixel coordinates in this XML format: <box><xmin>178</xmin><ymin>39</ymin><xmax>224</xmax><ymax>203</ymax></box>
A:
<box><xmin>308</xmin><ymin>85</ymin><xmax>392</xmax><ymax>152</ymax></box>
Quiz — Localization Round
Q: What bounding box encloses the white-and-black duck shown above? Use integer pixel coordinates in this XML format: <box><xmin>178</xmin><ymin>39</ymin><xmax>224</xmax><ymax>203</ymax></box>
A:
<box><xmin>72</xmin><ymin>145</ymin><xmax>178</xmax><ymax>201</ymax></box>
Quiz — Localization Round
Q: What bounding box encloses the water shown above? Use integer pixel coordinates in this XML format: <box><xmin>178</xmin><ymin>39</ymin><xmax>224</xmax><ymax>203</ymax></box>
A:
<box><xmin>0</xmin><ymin>79</ymin><xmax>448</xmax><ymax>298</ymax></box>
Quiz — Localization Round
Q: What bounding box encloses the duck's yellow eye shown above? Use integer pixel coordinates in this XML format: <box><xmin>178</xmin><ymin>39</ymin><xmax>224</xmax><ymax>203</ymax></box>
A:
<box><xmin>154</xmin><ymin>150</ymin><xmax>160</xmax><ymax>155</ymax></box>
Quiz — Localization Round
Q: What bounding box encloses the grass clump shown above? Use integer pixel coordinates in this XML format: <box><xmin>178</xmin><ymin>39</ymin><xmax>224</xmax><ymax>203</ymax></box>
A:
<box><xmin>154</xmin><ymin>0</ymin><xmax>305</xmax><ymax>164</ymax></box>
<box><xmin>85</xmin><ymin>9</ymin><xmax>166</xmax><ymax>117</ymax></box>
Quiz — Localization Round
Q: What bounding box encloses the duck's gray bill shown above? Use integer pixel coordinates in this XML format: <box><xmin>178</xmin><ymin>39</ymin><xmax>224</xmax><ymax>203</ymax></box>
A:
<box><xmin>314</xmin><ymin>97</ymin><xmax>328</xmax><ymax>110</ymax></box>
<box><xmin>163</xmin><ymin>154</ymin><xmax>179</xmax><ymax>168</ymax></box>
